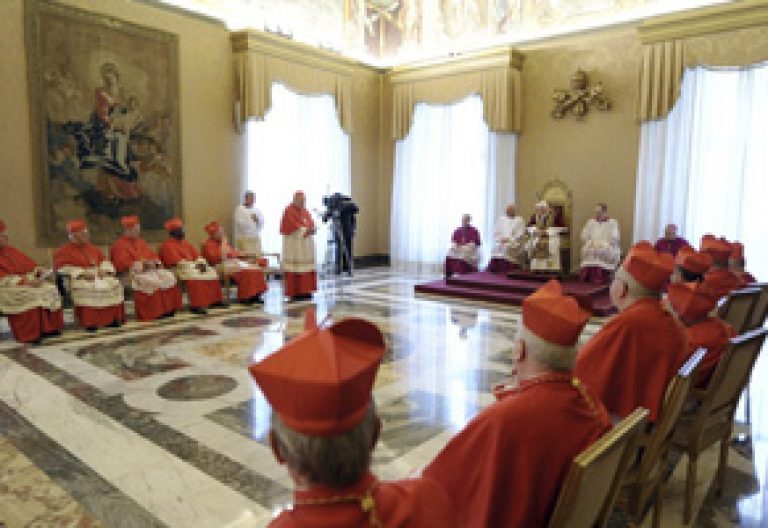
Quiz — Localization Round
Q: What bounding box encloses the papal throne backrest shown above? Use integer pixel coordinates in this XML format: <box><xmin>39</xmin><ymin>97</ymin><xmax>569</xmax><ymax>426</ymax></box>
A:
<box><xmin>537</xmin><ymin>178</ymin><xmax>573</xmax><ymax>272</ymax></box>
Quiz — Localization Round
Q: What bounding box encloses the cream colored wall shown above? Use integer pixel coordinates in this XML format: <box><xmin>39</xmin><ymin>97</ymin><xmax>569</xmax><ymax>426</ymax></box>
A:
<box><xmin>0</xmin><ymin>0</ymin><xmax>386</xmax><ymax>263</ymax></box>
<box><xmin>0</xmin><ymin>0</ymin><xmax>241</xmax><ymax>264</ymax></box>
<box><xmin>516</xmin><ymin>27</ymin><xmax>642</xmax><ymax>269</ymax></box>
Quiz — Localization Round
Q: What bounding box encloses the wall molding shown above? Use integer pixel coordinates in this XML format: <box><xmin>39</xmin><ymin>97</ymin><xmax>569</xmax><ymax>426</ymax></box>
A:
<box><xmin>639</xmin><ymin>0</ymin><xmax>768</xmax><ymax>44</ymax></box>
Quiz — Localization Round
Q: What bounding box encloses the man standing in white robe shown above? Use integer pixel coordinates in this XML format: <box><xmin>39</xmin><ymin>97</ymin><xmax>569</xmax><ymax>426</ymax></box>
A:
<box><xmin>579</xmin><ymin>203</ymin><xmax>620</xmax><ymax>284</ymax></box>
<box><xmin>234</xmin><ymin>190</ymin><xmax>265</xmax><ymax>256</ymax></box>
<box><xmin>487</xmin><ymin>204</ymin><xmax>526</xmax><ymax>273</ymax></box>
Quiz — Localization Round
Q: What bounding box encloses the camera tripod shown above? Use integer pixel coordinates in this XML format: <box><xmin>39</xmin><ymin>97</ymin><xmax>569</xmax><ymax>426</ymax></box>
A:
<box><xmin>322</xmin><ymin>213</ymin><xmax>354</xmax><ymax>279</ymax></box>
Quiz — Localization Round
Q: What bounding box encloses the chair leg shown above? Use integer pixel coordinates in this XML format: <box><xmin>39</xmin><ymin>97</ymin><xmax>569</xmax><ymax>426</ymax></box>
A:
<box><xmin>684</xmin><ymin>453</ymin><xmax>698</xmax><ymax>525</ymax></box>
<box><xmin>716</xmin><ymin>434</ymin><xmax>730</xmax><ymax>497</ymax></box>
<box><xmin>653</xmin><ymin>481</ymin><xmax>664</xmax><ymax>528</ymax></box>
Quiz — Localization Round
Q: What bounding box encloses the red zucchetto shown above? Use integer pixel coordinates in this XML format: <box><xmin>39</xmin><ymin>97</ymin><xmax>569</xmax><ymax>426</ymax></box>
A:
<box><xmin>164</xmin><ymin>218</ymin><xmax>183</xmax><ymax>232</ymax></box>
<box><xmin>66</xmin><ymin>219</ymin><xmax>86</xmax><ymax>234</ymax></box>
<box><xmin>120</xmin><ymin>215</ymin><xmax>139</xmax><ymax>229</ymax></box>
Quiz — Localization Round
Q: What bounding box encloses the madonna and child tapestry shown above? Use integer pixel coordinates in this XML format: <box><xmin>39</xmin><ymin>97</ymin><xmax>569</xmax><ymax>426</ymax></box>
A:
<box><xmin>25</xmin><ymin>0</ymin><xmax>181</xmax><ymax>245</ymax></box>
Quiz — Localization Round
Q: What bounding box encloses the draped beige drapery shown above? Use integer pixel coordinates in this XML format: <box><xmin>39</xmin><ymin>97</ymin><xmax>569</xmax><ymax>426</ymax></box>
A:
<box><xmin>637</xmin><ymin>1</ymin><xmax>768</xmax><ymax>122</ymax></box>
<box><xmin>388</xmin><ymin>48</ymin><xmax>524</xmax><ymax>140</ymax></box>
<box><xmin>232</xmin><ymin>31</ymin><xmax>356</xmax><ymax>134</ymax></box>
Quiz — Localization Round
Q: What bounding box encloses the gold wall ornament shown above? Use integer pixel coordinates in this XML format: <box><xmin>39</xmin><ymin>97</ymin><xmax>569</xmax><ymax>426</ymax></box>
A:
<box><xmin>551</xmin><ymin>69</ymin><xmax>612</xmax><ymax>120</ymax></box>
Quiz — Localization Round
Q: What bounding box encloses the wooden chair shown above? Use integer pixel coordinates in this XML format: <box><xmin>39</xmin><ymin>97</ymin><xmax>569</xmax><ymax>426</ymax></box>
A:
<box><xmin>549</xmin><ymin>408</ymin><xmax>649</xmax><ymax>528</ymax></box>
<box><xmin>718</xmin><ymin>287</ymin><xmax>761</xmax><ymax>334</ymax></box>
<box><xmin>672</xmin><ymin>328</ymin><xmax>768</xmax><ymax>524</ymax></box>
<box><xmin>599</xmin><ymin>348</ymin><xmax>706</xmax><ymax>528</ymax></box>
<box><xmin>745</xmin><ymin>282</ymin><xmax>768</xmax><ymax>331</ymax></box>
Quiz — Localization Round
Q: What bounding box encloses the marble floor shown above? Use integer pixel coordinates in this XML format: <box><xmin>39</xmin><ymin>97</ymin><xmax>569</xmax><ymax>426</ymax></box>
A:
<box><xmin>0</xmin><ymin>268</ymin><xmax>765</xmax><ymax>527</ymax></box>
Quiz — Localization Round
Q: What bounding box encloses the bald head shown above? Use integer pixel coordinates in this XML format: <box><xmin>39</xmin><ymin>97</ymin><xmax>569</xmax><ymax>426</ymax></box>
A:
<box><xmin>664</xmin><ymin>224</ymin><xmax>678</xmax><ymax>240</ymax></box>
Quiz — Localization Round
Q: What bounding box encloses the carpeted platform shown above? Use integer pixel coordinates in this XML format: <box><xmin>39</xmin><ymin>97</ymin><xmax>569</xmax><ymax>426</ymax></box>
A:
<box><xmin>415</xmin><ymin>271</ymin><xmax>616</xmax><ymax>316</ymax></box>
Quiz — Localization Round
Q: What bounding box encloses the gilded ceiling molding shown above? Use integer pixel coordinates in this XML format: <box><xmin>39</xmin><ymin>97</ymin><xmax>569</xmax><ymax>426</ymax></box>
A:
<box><xmin>231</xmin><ymin>30</ymin><xmax>380</xmax><ymax>133</ymax></box>
<box><xmin>386</xmin><ymin>46</ymin><xmax>524</xmax><ymax>140</ymax></box>
<box><xmin>638</xmin><ymin>0</ymin><xmax>768</xmax><ymax>44</ymax></box>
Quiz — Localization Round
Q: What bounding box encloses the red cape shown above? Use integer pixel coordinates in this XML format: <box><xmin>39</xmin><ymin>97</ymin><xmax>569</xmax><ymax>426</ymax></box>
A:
<box><xmin>423</xmin><ymin>374</ymin><xmax>610</xmax><ymax>528</ymax></box>
<box><xmin>53</xmin><ymin>242</ymin><xmax>106</xmax><ymax>269</ymax></box>
<box><xmin>704</xmin><ymin>268</ymin><xmax>742</xmax><ymax>299</ymax></box>
<box><xmin>574</xmin><ymin>297</ymin><xmax>688</xmax><ymax>422</ymax></box>
<box><xmin>0</xmin><ymin>246</ymin><xmax>38</xmax><ymax>277</ymax></box>
<box><xmin>201</xmin><ymin>238</ymin><xmax>238</xmax><ymax>266</ymax></box>
<box><xmin>687</xmin><ymin>318</ymin><xmax>736</xmax><ymax>387</ymax></box>
<box><xmin>159</xmin><ymin>238</ymin><xmax>199</xmax><ymax>267</ymax></box>
<box><xmin>280</xmin><ymin>204</ymin><xmax>314</xmax><ymax>236</ymax></box>
<box><xmin>271</xmin><ymin>472</ymin><xmax>458</xmax><ymax>527</ymax></box>
<box><xmin>110</xmin><ymin>236</ymin><xmax>159</xmax><ymax>273</ymax></box>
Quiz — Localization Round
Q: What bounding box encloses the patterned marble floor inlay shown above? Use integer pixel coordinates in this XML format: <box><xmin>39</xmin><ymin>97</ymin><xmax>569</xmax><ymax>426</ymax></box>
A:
<box><xmin>0</xmin><ymin>267</ymin><xmax>766</xmax><ymax>527</ymax></box>
<box><xmin>157</xmin><ymin>375</ymin><xmax>239</xmax><ymax>401</ymax></box>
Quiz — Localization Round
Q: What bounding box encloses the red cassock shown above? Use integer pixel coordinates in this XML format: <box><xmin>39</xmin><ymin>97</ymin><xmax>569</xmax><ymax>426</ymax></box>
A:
<box><xmin>280</xmin><ymin>204</ymin><xmax>317</xmax><ymax>297</ymax></box>
<box><xmin>704</xmin><ymin>269</ymin><xmax>742</xmax><ymax>299</ymax></box>
<box><xmin>736</xmin><ymin>271</ymin><xmax>757</xmax><ymax>288</ymax></box>
<box><xmin>423</xmin><ymin>374</ymin><xmax>610</xmax><ymax>528</ymax></box>
<box><xmin>269</xmin><ymin>472</ymin><xmax>458</xmax><ymax>528</ymax></box>
<box><xmin>574</xmin><ymin>298</ymin><xmax>688</xmax><ymax>422</ymax></box>
<box><xmin>53</xmin><ymin>242</ymin><xmax>125</xmax><ymax>329</ymax></box>
<box><xmin>0</xmin><ymin>246</ymin><xmax>64</xmax><ymax>343</ymax></box>
<box><xmin>201</xmin><ymin>239</ymin><xmax>266</xmax><ymax>301</ymax></box>
<box><xmin>159</xmin><ymin>238</ymin><xmax>223</xmax><ymax>309</ymax></box>
<box><xmin>687</xmin><ymin>318</ymin><xmax>737</xmax><ymax>388</ymax></box>
<box><xmin>110</xmin><ymin>236</ymin><xmax>183</xmax><ymax>321</ymax></box>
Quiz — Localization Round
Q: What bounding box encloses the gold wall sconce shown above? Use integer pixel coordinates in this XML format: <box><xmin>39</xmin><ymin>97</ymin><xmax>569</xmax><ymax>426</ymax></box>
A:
<box><xmin>551</xmin><ymin>69</ymin><xmax>612</xmax><ymax>120</ymax></box>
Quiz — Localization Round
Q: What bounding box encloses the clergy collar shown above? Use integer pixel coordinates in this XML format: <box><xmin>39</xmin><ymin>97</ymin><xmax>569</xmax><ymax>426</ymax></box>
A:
<box><xmin>293</xmin><ymin>471</ymin><xmax>377</xmax><ymax>503</ymax></box>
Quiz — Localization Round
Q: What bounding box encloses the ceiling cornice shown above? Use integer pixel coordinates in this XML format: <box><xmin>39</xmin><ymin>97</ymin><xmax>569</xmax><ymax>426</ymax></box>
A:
<box><xmin>639</xmin><ymin>0</ymin><xmax>768</xmax><ymax>43</ymax></box>
<box><xmin>231</xmin><ymin>30</ymin><xmax>382</xmax><ymax>73</ymax></box>
<box><xmin>388</xmin><ymin>46</ymin><xmax>524</xmax><ymax>83</ymax></box>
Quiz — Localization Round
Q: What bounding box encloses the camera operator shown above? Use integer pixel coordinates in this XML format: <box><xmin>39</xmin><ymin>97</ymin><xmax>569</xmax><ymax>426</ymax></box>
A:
<box><xmin>322</xmin><ymin>193</ymin><xmax>358</xmax><ymax>275</ymax></box>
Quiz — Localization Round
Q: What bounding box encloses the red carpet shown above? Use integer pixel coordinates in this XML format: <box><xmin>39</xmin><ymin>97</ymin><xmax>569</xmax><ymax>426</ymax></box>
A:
<box><xmin>415</xmin><ymin>271</ymin><xmax>616</xmax><ymax>316</ymax></box>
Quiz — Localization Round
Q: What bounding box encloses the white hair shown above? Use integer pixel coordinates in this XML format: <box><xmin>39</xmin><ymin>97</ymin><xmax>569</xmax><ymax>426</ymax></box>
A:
<box><xmin>518</xmin><ymin>320</ymin><xmax>577</xmax><ymax>371</ymax></box>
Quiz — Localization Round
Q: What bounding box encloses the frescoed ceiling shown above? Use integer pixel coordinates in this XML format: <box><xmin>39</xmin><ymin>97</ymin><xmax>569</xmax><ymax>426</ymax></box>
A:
<box><xmin>157</xmin><ymin>0</ymin><xmax>734</xmax><ymax>65</ymax></box>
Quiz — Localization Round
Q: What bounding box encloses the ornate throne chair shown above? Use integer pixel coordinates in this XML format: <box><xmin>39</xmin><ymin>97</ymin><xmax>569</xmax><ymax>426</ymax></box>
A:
<box><xmin>537</xmin><ymin>178</ymin><xmax>573</xmax><ymax>274</ymax></box>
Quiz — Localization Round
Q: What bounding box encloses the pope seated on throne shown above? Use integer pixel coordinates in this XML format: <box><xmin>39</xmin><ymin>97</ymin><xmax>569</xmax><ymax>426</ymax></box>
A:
<box><xmin>526</xmin><ymin>200</ymin><xmax>566</xmax><ymax>272</ymax></box>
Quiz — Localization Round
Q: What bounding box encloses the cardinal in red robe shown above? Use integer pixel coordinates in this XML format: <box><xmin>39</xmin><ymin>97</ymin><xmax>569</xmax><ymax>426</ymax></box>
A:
<box><xmin>574</xmin><ymin>242</ymin><xmax>687</xmax><ymax>422</ymax></box>
<box><xmin>701</xmin><ymin>235</ymin><xmax>742</xmax><ymax>299</ymax></box>
<box><xmin>728</xmin><ymin>241</ymin><xmax>757</xmax><ymax>287</ymax></box>
<box><xmin>667</xmin><ymin>281</ymin><xmax>736</xmax><ymax>388</ymax></box>
<box><xmin>201</xmin><ymin>221</ymin><xmax>267</xmax><ymax>305</ymax></box>
<box><xmin>249</xmin><ymin>310</ymin><xmax>459</xmax><ymax>527</ymax></box>
<box><xmin>110</xmin><ymin>216</ymin><xmax>182</xmax><ymax>321</ymax></box>
<box><xmin>53</xmin><ymin>220</ymin><xmax>125</xmax><ymax>331</ymax></box>
<box><xmin>0</xmin><ymin>220</ymin><xmax>64</xmax><ymax>343</ymax></box>
<box><xmin>424</xmin><ymin>281</ymin><xmax>611</xmax><ymax>528</ymax></box>
<box><xmin>158</xmin><ymin>218</ymin><xmax>223</xmax><ymax>314</ymax></box>
<box><xmin>280</xmin><ymin>192</ymin><xmax>317</xmax><ymax>300</ymax></box>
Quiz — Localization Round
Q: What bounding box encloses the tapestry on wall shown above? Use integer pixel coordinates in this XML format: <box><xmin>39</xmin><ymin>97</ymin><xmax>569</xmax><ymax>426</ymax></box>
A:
<box><xmin>25</xmin><ymin>0</ymin><xmax>181</xmax><ymax>245</ymax></box>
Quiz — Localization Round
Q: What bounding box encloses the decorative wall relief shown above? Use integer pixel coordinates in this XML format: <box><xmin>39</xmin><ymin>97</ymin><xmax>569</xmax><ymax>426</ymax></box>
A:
<box><xmin>551</xmin><ymin>69</ymin><xmax>612</xmax><ymax>120</ymax></box>
<box><xmin>25</xmin><ymin>0</ymin><xmax>181</xmax><ymax>245</ymax></box>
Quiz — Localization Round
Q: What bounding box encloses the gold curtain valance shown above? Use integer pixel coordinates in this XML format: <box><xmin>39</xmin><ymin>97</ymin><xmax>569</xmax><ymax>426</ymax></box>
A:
<box><xmin>388</xmin><ymin>48</ymin><xmax>524</xmax><ymax>140</ymax></box>
<box><xmin>232</xmin><ymin>31</ymin><xmax>361</xmax><ymax>134</ymax></box>
<box><xmin>637</xmin><ymin>1</ymin><xmax>768</xmax><ymax>122</ymax></box>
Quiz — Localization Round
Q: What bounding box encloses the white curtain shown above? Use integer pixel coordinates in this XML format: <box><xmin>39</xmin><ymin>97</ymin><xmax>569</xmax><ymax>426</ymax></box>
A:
<box><xmin>390</xmin><ymin>95</ymin><xmax>516</xmax><ymax>274</ymax></box>
<box><xmin>634</xmin><ymin>64</ymin><xmax>768</xmax><ymax>280</ymax></box>
<box><xmin>245</xmin><ymin>83</ymin><xmax>351</xmax><ymax>266</ymax></box>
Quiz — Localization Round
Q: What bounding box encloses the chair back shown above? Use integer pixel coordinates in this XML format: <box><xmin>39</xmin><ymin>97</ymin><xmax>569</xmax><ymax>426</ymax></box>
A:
<box><xmin>549</xmin><ymin>408</ymin><xmax>649</xmax><ymax>528</ymax></box>
<box><xmin>636</xmin><ymin>349</ymin><xmax>706</xmax><ymax>482</ymax></box>
<box><xmin>700</xmin><ymin>328</ymin><xmax>767</xmax><ymax>418</ymax></box>
<box><xmin>746</xmin><ymin>283</ymin><xmax>768</xmax><ymax>331</ymax></box>
<box><xmin>718</xmin><ymin>287</ymin><xmax>761</xmax><ymax>334</ymax></box>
